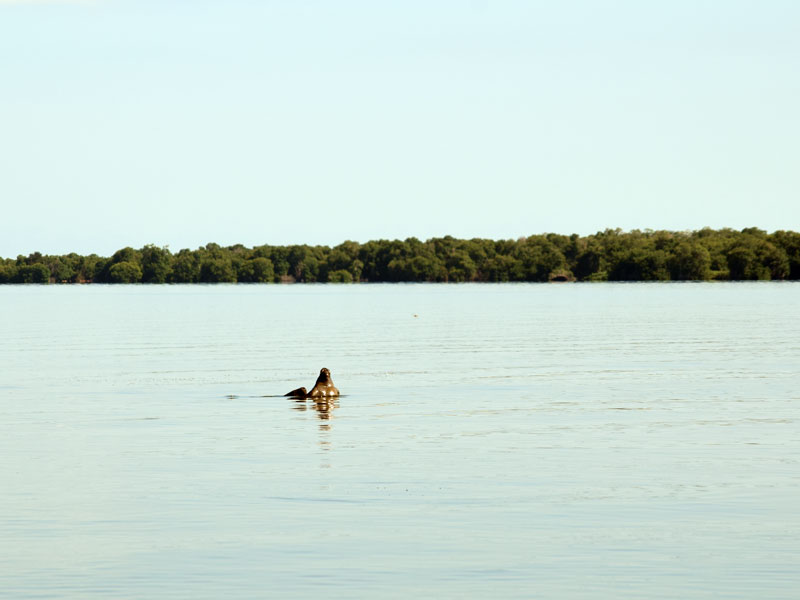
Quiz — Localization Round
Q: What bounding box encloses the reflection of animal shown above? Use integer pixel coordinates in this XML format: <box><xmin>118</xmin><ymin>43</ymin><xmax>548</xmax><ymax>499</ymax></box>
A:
<box><xmin>285</xmin><ymin>368</ymin><xmax>340</xmax><ymax>399</ymax></box>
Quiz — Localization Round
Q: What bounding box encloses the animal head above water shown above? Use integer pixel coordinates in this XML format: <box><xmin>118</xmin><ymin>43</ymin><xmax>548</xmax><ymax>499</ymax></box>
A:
<box><xmin>316</xmin><ymin>368</ymin><xmax>333</xmax><ymax>385</ymax></box>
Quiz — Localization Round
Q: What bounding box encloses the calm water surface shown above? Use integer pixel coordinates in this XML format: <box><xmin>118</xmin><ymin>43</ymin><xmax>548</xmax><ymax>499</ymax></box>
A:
<box><xmin>1</xmin><ymin>283</ymin><xmax>798</xmax><ymax>599</ymax></box>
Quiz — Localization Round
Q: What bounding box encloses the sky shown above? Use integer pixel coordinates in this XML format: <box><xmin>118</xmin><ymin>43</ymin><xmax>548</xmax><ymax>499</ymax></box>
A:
<box><xmin>1</xmin><ymin>0</ymin><xmax>798</xmax><ymax>257</ymax></box>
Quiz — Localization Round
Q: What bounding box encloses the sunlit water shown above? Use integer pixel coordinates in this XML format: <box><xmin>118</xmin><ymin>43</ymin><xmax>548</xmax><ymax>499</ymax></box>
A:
<box><xmin>1</xmin><ymin>283</ymin><xmax>798</xmax><ymax>599</ymax></box>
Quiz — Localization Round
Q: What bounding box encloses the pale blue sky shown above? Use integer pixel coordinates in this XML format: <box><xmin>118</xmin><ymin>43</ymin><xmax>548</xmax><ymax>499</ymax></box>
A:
<box><xmin>1</xmin><ymin>0</ymin><xmax>798</xmax><ymax>257</ymax></box>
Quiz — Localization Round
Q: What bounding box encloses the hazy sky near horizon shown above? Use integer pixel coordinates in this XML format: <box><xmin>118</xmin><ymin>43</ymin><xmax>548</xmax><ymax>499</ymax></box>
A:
<box><xmin>1</xmin><ymin>0</ymin><xmax>798</xmax><ymax>257</ymax></box>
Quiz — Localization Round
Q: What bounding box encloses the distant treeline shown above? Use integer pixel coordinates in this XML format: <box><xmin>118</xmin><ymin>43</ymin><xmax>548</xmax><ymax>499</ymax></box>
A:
<box><xmin>2</xmin><ymin>228</ymin><xmax>799</xmax><ymax>284</ymax></box>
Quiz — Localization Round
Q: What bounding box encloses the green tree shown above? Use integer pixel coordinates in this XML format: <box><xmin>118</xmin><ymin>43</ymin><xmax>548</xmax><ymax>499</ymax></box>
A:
<box><xmin>170</xmin><ymin>249</ymin><xmax>200</xmax><ymax>283</ymax></box>
<box><xmin>727</xmin><ymin>238</ymin><xmax>789</xmax><ymax>280</ymax></box>
<box><xmin>108</xmin><ymin>261</ymin><xmax>142</xmax><ymax>283</ymax></box>
<box><xmin>288</xmin><ymin>245</ymin><xmax>325</xmax><ymax>282</ymax></box>
<box><xmin>668</xmin><ymin>242</ymin><xmax>711</xmax><ymax>280</ymax></box>
<box><xmin>14</xmin><ymin>263</ymin><xmax>50</xmax><ymax>283</ymax></box>
<box><xmin>327</xmin><ymin>269</ymin><xmax>354</xmax><ymax>283</ymax></box>
<box><xmin>445</xmin><ymin>250</ymin><xmax>477</xmax><ymax>282</ymax></box>
<box><xmin>761</xmin><ymin>242</ymin><xmax>790</xmax><ymax>280</ymax></box>
<box><xmin>0</xmin><ymin>263</ymin><xmax>16</xmax><ymax>283</ymax></box>
<box><xmin>608</xmin><ymin>248</ymin><xmax>669</xmax><ymax>281</ymax></box>
<box><xmin>44</xmin><ymin>256</ymin><xmax>75</xmax><ymax>283</ymax></box>
<box><xmin>72</xmin><ymin>254</ymin><xmax>101</xmax><ymax>283</ymax></box>
<box><xmin>4</xmin><ymin>228</ymin><xmax>800</xmax><ymax>285</ymax></box>
<box><xmin>482</xmin><ymin>254</ymin><xmax>522</xmax><ymax>282</ymax></box>
<box><xmin>262</xmin><ymin>246</ymin><xmax>290</xmax><ymax>280</ymax></box>
<box><xmin>727</xmin><ymin>245</ymin><xmax>761</xmax><ymax>280</ymax></box>
<box><xmin>573</xmin><ymin>238</ymin><xmax>603</xmax><ymax>280</ymax></box>
<box><xmin>238</xmin><ymin>257</ymin><xmax>275</xmax><ymax>283</ymax></box>
<box><xmin>140</xmin><ymin>245</ymin><xmax>173</xmax><ymax>283</ymax></box>
<box><xmin>200</xmin><ymin>257</ymin><xmax>236</xmax><ymax>283</ymax></box>
<box><xmin>324</xmin><ymin>240</ymin><xmax>363</xmax><ymax>282</ymax></box>
<box><xmin>771</xmin><ymin>231</ymin><xmax>800</xmax><ymax>279</ymax></box>
<box><xmin>512</xmin><ymin>237</ymin><xmax>566</xmax><ymax>281</ymax></box>
<box><xmin>387</xmin><ymin>255</ymin><xmax>447</xmax><ymax>282</ymax></box>
<box><xmin>94</xmin><ymin>247</ymin><xmax>142</xmax><ymax>282</ymax></box>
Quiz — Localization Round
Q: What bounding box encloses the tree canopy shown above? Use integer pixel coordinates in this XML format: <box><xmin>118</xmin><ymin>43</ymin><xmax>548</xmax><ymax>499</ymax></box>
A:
<box><xmin>2</xmin><ymin>228</ymin><xmax>799</xmax><ymax>284</ymax></box>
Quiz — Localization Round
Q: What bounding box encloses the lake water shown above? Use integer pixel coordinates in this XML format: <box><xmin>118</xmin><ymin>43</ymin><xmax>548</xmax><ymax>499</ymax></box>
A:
<box><xmin>1</xmin><ymin>283</ymin><xmax>798</xmax><ymax>599</ymax></box>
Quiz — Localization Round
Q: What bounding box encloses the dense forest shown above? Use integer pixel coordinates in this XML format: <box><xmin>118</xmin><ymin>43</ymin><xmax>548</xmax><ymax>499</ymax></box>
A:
<box><xmin>1</xmin><ymin>228</ymin><xmax>799</xmax><ymax>284</ymax></box>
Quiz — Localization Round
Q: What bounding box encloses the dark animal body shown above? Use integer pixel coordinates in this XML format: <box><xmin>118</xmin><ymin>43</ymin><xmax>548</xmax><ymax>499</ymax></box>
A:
<box><xmin>285</xmin><ymin>368</ymin><xmax>340</xmax><ymax>399</ymax></box>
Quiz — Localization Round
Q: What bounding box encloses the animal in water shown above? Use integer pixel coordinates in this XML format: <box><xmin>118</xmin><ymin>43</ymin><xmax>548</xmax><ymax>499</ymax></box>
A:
<box><xmin>285</xmin><ymin>368</ymin><xmax>340</xmax><ymax>399</ymax></box>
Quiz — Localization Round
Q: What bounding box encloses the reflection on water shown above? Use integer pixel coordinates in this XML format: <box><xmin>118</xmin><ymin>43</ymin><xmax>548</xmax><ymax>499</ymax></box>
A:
<box><xmin>290</xmin><ymin>397</ymin><xmax>339</xmax><ymax>420</ymax></box>
<box><xmin>313</xmin><ymin>400</ymin><xmax>337</xmax><ymax>455</ymax></box>
<box><xmin>312</xmin><ymin>399</ymin><xmax>338</xmax><ymax>420</ymax></box>
<box><xmin>0</xmin><ymin>283</ymin><xmax>799</xmax><ymax>599</ymax></box>
<box><xmin>291</xmin><ymin>397</ymin><xmax>338</xmax><ymax>455</ymax></box>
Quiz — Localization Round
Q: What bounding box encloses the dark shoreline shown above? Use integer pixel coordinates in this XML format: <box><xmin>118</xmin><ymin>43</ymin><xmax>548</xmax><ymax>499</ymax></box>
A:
<box><xmin>2</xmin><ymin>228</ymin><xmax>798</xmax><ymax>284</ymax></box>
